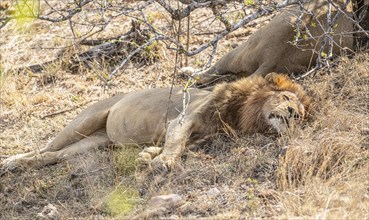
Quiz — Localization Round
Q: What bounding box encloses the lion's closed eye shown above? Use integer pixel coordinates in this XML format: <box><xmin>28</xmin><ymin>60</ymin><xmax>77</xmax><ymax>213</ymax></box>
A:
<box><xmin>283</xmin><ymin>95</ymin><xmax>290</xmax><ymax>101</ymax></box>
<box><xmin>264</xmin><ymin>91</ymin><xmax>307</xmax><ymax>133</ymax></box>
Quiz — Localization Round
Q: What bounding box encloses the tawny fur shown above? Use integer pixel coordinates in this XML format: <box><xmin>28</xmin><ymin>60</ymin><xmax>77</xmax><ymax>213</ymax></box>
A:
<box><xmin>1</xmin><ymin>74</ymin><xmax>311</xmax><ymax>171</ymax></box>
<box><xmin>197</xmin><ymin>0</ymin><xmax>354</xmax><ymax>84</ymax></box>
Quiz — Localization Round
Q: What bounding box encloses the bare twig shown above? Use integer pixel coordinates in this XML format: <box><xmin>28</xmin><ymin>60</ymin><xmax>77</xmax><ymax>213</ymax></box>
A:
<box><xmin>40</xmin><ymin>108</ymin><xmax>76</xmax><ymax>119</ymax></box>
<box><xmin>185</xmin><ymin>1</ymin><xmax>305</xmax><ymax>57</ymax></box>
<box><xmin>165</xmin><ymin>1</ymin><xmax>182</xmax><ymax>127</ymax></box>
<box><xmin>17</xmin><ymin>22</ymin><xmax>144</xmax><ymax>73</ymax></box>
<box><xmin>313</xmin><ymin>0</ymin><xmax>352</xmax><ymax>74</ymax></box>
<box><xmin>40</xmin><ymin>100</ymin><xmax>97</xmax><ymax>119</ymax></box>
<box><xmin>155</xmin><ymin>0</ymin><xmax>225</xmax><ymax>20</ymax></box>
<box><xmin>205</xmin><ymin>42</ymin><xmax>218</xmax><ymax>69</ymax></box>
<box><xmin>212</xmin><ymin>4</ymin><xmax>232</xmax><ymax>31</ymax></box>
<box><xmin>294</xmin><ymin>66</ymin><xmax>320</xmax><ymax>80</ymax></box>
<box><xmin>186</xmin><ymin>7</ymin><xmax>272</xmax><ymax>56</ymax></box>
<box><xmin>37</xmin><ymin>0</ymin><xmax>93</xmax><ymax>22</ymax></box>
<box><xmin>185</xmin><ymin>14</ymin><xmax>190</xmax><ymax>66</ymax></box>
<box><xmin>331</xmin><ymin>0</ymin><xmax>369</xmax><ymax>38</ymax></box>
<box><xmin>293</xmin><ymin>2</ymin><xmax>306</xmax><ymax>44</ymax></box>
<box><xmin>109</xmin><ymin>35</ymin><xmax>166</xmax><ymax>78</ymax></box>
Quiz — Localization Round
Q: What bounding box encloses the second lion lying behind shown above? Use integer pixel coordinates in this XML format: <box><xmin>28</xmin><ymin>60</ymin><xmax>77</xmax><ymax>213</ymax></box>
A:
<box><xmin>196</xmin><ymin>0</ymin><xmax>354</xmax><ymax>84</ymax></box>
<box><xmin>1</xmin><ymin>73</ymin><xmax>311</xmax><ymax>172</ymax></box>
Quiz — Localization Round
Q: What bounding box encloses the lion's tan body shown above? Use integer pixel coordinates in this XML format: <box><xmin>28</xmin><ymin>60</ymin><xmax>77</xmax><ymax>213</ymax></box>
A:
<box><xmin>1</xmin><ymin>74</ymin><xmax>310</xmax><ymax>171</ymax></box>
<box><xmin>197</xmin><ymin>0</ymin><xmax>354</xmax><ymax>84</ymax></box>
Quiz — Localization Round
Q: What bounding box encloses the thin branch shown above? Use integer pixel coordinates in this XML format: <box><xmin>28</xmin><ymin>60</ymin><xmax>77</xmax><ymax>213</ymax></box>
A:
<box><xmin>294</xmin><ymin>65</ymin><xmax>320</xmax><ymax>80</ymax></box>
<box><xmin>331</xmin><ymin>0</ymin><xmax>369</xmax><ymax>38</ymax></box>
<box><xmin>40</xmin><ymin>100</ymin><xmax>97</xmax><ymax>119</ymax></box>
<box><xmin>327</xmin><ymin>0</ymin><xmax>334</xmax><ymax>59</ymax></box>
<box><xmin>212</xmin><ymin>4</ymin><xmax>232</xmax><ymax>31</ymax></box>
<box><xmin>293</xmin><ymin>2</ymin><xmax>306</xmax><ymax>44</ymax></box>
<box><xmin>17</xmin><ymin>24</ymin><xmax>141</xmax><ymax>73</ymax></box>
<box><xmin>205</xmin><ymin>42</ymin><xmax>218</xmax><ymax>69</ymax></box>
<box><xmin>186</xmin><ymin>7</ymin><xmax>272</xmax><ymax>56</ymax></box>
<box><xmin>155</xmin><ymin>0</ymin><xmax>222</xmax><ymax>20</ymax></box>
<box><xmin>166</xmin><ymin>1</ymin><xmax>182</xmax><ymax>128</ymax></box>
<box><xmin>185</xmin><ymin>1</ymin><xmax>307</xmax><ymax>57</ymax></box>
<box><xmin>185</xmin><ymin>14</ymin><xmax>190</xmax><ymax>66</ymax></box>
<box><xmin>109</xmin><ymin>35</ymin><xmax>166</xmax><ymax>78</ymax></box>
<box><xmin>37</xmin><ymin>0</ymin><xmax>93</xmax><ymax>22</ymax></box>
<box><xmin>40</xmin><ymin>108</ymin><xmax>76</xmax><ymax>119</ymax></box>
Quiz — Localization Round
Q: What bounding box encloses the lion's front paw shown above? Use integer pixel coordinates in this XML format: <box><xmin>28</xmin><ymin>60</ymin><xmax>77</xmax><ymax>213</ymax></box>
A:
<box><xmin>136</xmin><ymin>147</ymin><xmax>178</xmax><ymax>173</ymax></box>
<box><xmin>136</xmin><ymin>147</ymin><xmax>163</xmax><ymax>167</ymax></box>
<box><xmin>1</xmin><ymin>156</ymin><xmax>23</xmax><ymax>173</ymax></box>
<box><xmin>150</xmin><ymin>154</ymin><xmax>176</xmax><ymax>173</ymax></box>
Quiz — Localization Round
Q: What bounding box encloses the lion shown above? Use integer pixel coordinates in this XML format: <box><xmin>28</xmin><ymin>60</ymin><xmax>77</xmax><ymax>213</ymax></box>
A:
<box><xmin>1</xmin><ymin>73</ymin><xmax>311</xmax><ymax>172</ymax></box>
<box><xmin>196</xmin><ymin>0</ymin><xmax>354</xmax><ymax>84</ymax></box>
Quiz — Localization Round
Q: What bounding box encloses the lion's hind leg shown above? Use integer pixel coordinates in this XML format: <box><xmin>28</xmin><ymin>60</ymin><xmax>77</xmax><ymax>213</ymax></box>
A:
<box><xmin>1</xmin><ymin>130</ymin><xmax>110</xmax><ymax>171</ymax></box>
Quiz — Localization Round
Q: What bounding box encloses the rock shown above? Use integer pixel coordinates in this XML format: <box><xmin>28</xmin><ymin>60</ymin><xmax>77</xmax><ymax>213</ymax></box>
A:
<box><xmin>36</xmin><ymin>204</ymin><xmax>59</xmax><ymax>220</ymax></box>
<box><xmin>180</xmin><ymin>66</ymin><xmax>196</xmax><ymax>76</ymax></box>
<box><xmin>148</xmin><ymin>194</ymin><xmax>183</xmax><ymax>209</ymax></box>
<box><xmin>143</xmin><ymin>194</ymin><xmax>183</xmax><ymax>218</ymax></box>
<box><xmin>169</xmin><ymin>214</ymin><xmax>180</xmax><ymax>219</ymax></box>
<box><xmin>207</xmin><ymin>187</ymin><xmax>220</xmax><ymax>197</ymax></box>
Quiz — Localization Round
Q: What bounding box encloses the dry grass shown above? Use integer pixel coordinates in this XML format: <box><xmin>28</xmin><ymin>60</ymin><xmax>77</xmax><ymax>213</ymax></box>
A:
<box><xmin>275</xmin><ymin>56</ymin><xmax>369</xmax><ymax>219</ymax></box>
<box><xmin>1</xmin><ymin>1</ymin><xmax>369</xmax><ymax>219</ymax></box>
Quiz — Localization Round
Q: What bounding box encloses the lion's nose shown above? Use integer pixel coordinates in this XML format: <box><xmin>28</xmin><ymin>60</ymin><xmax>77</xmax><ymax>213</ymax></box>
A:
<box><xmin>288</xmin><ymin>106</ymin><xmax>294</xmax><ymax>115</ymax></box>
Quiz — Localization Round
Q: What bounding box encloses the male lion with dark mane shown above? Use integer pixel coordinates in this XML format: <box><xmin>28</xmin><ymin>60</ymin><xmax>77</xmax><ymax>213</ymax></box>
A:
<box><xmin>1</xmin><ymin>73</ymin><xmax>311</xmax><ymax>172</ymax></box>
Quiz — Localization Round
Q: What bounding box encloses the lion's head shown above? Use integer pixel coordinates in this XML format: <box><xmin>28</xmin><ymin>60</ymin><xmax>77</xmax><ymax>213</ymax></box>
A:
<box><xmin>212</xmin><ymin>73</ymin><xmax>311</xmax><ymax>134</ymax></box>
<box><xmin>259</xmin><ymin>73</ymin><xmax>310</xmax><ymax>133</ymax></box>
<box><xmin>262</xmin><ymin>90</ymin><xmax>306</xmax><ymax>133</ymax></box>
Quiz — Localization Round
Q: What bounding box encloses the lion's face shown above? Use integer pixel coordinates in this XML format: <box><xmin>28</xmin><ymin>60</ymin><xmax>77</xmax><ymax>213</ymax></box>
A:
<box><xmin>263</xmin><ymin>91</ymin><xmax>306</xmax><ymax>133</ymax></box>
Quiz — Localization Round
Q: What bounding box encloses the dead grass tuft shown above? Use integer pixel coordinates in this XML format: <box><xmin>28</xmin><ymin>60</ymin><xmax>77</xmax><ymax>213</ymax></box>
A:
<box><xmin>275</xmin><ymin>54</ymin><xmax>369</xmax><ymax>219</ymax></box>
<box><xmin>112</xmin><ymin>145</ymin><xmax>142</xmax><ymax>176</ymax></box>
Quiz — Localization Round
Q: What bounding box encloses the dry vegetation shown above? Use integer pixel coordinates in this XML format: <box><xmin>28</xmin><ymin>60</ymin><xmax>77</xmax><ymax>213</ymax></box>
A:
<box><xmin>1</xmin><ymin>1</ymin><xmax>369</xmax><ymax>219</ymax></box>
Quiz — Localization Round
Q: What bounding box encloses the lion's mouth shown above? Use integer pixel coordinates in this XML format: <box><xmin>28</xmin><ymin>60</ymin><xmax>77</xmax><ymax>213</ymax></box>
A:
<box><xmin>269</xmin><ymin>113</ymin><xmax>284</xmax><ymax>120</ymax></box>
<box><xmin>268</xmin><ymin>113</ymin><xmax>290</xmax><ymax>127</ymax></box>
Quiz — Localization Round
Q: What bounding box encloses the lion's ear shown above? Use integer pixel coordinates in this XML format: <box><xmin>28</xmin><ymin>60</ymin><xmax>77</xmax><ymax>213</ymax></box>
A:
<box><xmin>265</xmin><ymin>72</ymin><xmax>292</xmax><ymax>89</ymax></box>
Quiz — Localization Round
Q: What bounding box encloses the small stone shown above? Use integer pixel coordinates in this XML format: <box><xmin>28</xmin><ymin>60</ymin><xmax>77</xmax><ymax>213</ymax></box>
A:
<box><xmin>144</xmin><ymin>194</ymin><xmax>183</xmax><ymax>218</ymax></box>
<box><xmin>4</xmin><ymin>186</ymin><xmax>13</xmax><ymax>194</ymax></box>
<box><xmin>207</xmin><ymin>187</ymin><xmax>220</xmax><ymax>197</ymax></box>
<box><xmin>36</xmin><ymin>204</ymin><xmax>59</xmax><ymax>220</ymax></box>
<box><xmin>180</xmin><ymin>67</ymin><xmax>196</xmax><ymax>75</ymax></box>
<box><xmin>148</xmin><ymin>194</ymin><xmax>183</xmax><ymax>209</ymax></box>
<box><xmin>231</xmin><ymin>43</ymin><xmax>239</xmax><ymax>48</ymax></box>
<box><xmin>169</xmin><ymin>215</ymin><xmax>180</xmax><ymax>219</ymax></box>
